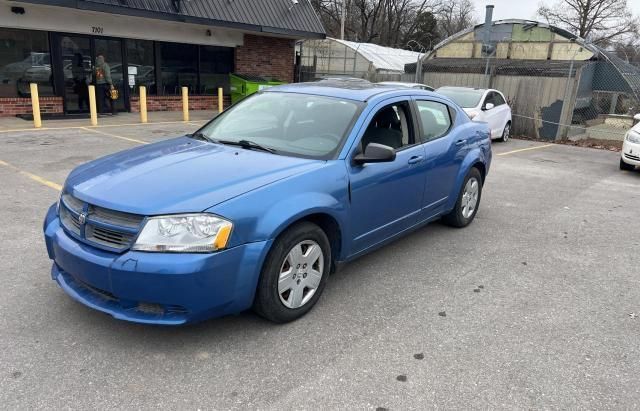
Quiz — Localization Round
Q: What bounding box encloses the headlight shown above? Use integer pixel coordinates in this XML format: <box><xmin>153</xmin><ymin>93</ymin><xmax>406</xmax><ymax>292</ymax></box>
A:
<box><xmin>132</xmin><ymin>214</ymin><xmax>233</xmax><ymax>253</ymax></box>
<box><xmin>626</xmin><ymin>131</ymin><xmax>640</xmax><ymax>144</ymax></box>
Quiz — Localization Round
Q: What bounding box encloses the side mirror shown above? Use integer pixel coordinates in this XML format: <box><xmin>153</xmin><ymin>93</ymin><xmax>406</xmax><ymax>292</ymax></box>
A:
<box><xmin>354</xmin><ymin>143</ymin><xmax>396</xmax><ymax>165</ymax></box>
<box><xmin>484</xmin><ymin>103</ymin><xmax>495</xmax><ymax>111</ymax></box>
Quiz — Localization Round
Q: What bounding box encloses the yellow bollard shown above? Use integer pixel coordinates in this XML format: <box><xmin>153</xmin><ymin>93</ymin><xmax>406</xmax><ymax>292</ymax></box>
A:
<box><xmin>218</xmin><ymin>87</ymin><xmax>224</xmax><ymax>113</ymax></box>
<box><xmin>88</xmin><ymin>85</ymin><xmax>98</xmax><ymax>126</ymax></box>
<box><xmin>139</xmin><ymin>86</ymin><xmax>148</xmax><ymax>123</ymax></box>
<box><xmin>29</xmin><ymin>83</ymin><xmax>42</xmax><ymax>129</ymax></box>
<box><xmin>182</xmin><ymin>86</ymin><xmax>189</xmax><ymax>122</ymax></box>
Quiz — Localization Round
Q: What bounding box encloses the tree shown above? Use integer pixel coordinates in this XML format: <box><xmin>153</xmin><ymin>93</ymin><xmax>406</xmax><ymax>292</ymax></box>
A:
<box><xmin>538</xmin><ymin>0</ymin><xmax>639</xmax><ymax>45</ymax></box>
<box><xmin>402</xmin><ymin>10</ymin><xmax>440</xmax><ymax>50</ymax></box>
<box><xmin>436</xmin><ymin>0</ymin><xmax>475</xmax><ymax>38</ymax></box>
<box><xmin>309</xmin><ymin>0</ymin><xmax>475</xmax><ymax>48</ymax></box>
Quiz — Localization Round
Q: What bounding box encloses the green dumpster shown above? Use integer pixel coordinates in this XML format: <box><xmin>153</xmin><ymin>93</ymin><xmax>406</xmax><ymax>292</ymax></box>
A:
<box><xmin>229</xmin><ymin>74</ymin><xmax>285</xmax><ymax>104</ymax></box>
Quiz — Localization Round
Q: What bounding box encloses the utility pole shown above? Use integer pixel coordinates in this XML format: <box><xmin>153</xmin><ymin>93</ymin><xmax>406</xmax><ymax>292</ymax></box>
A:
<box><xmin>340</xmin><ymin>0</ymin><xmax>346</xmax><ymax>40</ymax></box>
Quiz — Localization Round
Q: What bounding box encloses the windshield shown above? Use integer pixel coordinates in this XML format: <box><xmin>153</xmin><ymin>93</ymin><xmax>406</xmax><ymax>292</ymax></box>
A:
<box><xmin>198</xmin><ymin>92</ymin><xmax>362</xmax><ymax>159</ymax></box>
<box><xmin>437</xmin><ymin>88</ymin><xmax>484</xmax><ymax>108</ymax></box>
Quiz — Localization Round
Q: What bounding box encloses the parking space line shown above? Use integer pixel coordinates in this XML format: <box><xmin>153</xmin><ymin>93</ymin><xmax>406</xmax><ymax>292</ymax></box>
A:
<box><xmin>0</xmin><ymin>119</ymin><xmax>209</xmax><ymax>134</ymax></box>
<box><xmin>0</xmin><ymin>159</ymin><xmax>62</xmax><ymax>191</ymax></box>
<box><xmin>80</xmin><ymin>127</ymin><xmax>148</xmax><ymax>145</ymax></box>
<box><xmin>497</xmin><ymin>143</ymin><xmax>555</xmax><ymax>156</ymax></box>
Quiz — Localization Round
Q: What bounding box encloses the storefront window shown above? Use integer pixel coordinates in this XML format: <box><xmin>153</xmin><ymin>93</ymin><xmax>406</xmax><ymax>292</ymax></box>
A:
<box><xmin>0</xmin><ymin>28</ymin><xmax>53</xmax><ymax>97</ymax></box>
<box><xmin>127</xmin><ymin>39</ymin><xmax>156</xmax><ymax>95</ymax></box>
<box><xmin>200</xmin><ymin>46</ymin><xmax>234</xmax><ymax>94</ymax></box>
<box><xmin>159</xmin><ymin>42</ymin><xmax>197</xmax><ymax>95</ymax></box>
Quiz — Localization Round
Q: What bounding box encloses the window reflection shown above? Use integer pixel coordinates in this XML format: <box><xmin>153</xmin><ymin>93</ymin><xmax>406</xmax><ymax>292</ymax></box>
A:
<box><xmin>0</xmin><ymin>28</ymin><xmax>53</xmax><ymax>97</ymax></box>
<box><xmin>127</xmin><ymin>39</ymin><xmax>156</xmax><ymax>95</ymax></box>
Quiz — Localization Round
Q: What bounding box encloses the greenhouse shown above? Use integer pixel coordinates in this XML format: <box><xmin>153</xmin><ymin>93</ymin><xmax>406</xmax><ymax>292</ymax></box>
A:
<box><xmin>298</xmin><ymin>38</ymin><xmax>423</xmax><ymax>81</ymax></box>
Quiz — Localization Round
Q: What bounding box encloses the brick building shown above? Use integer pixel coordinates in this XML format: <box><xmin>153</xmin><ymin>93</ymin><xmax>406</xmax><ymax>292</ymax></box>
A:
<box><xmin>0</xmin><ymin>0</ymin><xmax>325</xmax><ymax>117</ymax></box>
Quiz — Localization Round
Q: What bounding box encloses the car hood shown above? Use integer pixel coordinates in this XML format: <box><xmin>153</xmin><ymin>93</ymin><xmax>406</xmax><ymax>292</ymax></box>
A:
<box><xmin>66</xmin><ymin>136</ymin><xmax>323</xmax><ymax>215</ymax></box>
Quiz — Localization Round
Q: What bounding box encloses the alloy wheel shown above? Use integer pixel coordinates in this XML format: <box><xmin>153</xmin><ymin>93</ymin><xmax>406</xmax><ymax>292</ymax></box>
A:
<box><xmin>461</xmin><ymin>177</ymin><xmax>479</xmax><ymax>219</ymax></box>
<box><xmin>278</xmin><ymin>240</ymin><xmax>324</xmax><ymax>309</ymax></box>
<box><xmin>503</xmin><ymin>124</ymin><xmax>510</xmax><ymax>142</ymax></box>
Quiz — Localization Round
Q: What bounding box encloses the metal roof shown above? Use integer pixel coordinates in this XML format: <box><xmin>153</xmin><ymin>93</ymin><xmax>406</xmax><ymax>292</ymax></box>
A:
<box><xmin>409</xmin><ymin>19</ymin><xmax>640</xmax><ymax>102</ymax></box>
<box><xmin>19</xmin><ymin>0</ymin><xmax>326</xmax><ymax>38</ymax></box>
<box><xmin>331</xmin><ymin>38</ymin><xmax>424</xmax><ymax>73</ymax></box>
<box><xmin>423</xmin><ymin>19</ymin><xmax>601</xmax><ymax>61</ymax></box>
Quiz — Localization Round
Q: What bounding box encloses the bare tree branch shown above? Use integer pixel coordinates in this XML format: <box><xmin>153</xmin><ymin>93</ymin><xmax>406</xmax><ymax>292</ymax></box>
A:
<box><xmin>538</xmin><ymin>0</ymin><xmax>639</xmax><ymax>46</ymax></box>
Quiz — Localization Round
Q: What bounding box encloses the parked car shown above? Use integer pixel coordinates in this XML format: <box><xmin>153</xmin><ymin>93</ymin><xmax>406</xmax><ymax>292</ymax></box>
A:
<box><xmin>379</xmin><ymin>81</ymin><xmax>434</xmax><ymax>91</ymax></box>
<box><xmin>436</xmin><ymin>86</ymin><xmax>512</xmax><ymax>142</ymax></box>
<box><xmin>43</xmin><ymin>81</ymin><xmax>492</xmax><ymax>325</ymax></box>
<box><xmin>620</xmin><ymin>116</ymin><xmax>640</xmax><ymax>171</ymax></box>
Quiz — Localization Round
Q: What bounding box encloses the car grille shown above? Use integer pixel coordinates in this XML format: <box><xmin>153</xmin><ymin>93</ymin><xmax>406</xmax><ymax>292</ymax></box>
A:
<box><xmin>624</xmin><ymin>152</ymin><xmax>640</xmax><ymax>161</ymax></box>
<box><xmin>59</xmin><ymin>193</ymin><xmax>144</xmax><ymax>252</ymax></box>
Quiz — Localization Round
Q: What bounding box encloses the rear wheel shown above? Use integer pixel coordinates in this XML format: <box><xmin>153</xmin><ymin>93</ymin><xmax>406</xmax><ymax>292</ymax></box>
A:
<box><xmin>254</xmin><ymin>222</ymin><xmax>331</xmax><ymax>323</ymax></box>
<box><xmin>620</xmin><ymin>158</ymin><xmax>635</xmax><ymax>171</ymax></box>
<box><xmin>442</xmin><ymin>167</ymin><xmax>483</xmax><ymax>228</ymax></box>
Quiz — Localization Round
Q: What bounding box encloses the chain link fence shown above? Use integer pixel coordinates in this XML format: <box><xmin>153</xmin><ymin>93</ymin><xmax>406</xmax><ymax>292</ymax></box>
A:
<box><xmin>299</xmin><ymin>39</ymin><xmax>639</xmax><ymax>144</ymax></box>
<box><xmin>385</xmin><ymin>54</ymin><xmax>640</xmax><ymax>144</ymax></box>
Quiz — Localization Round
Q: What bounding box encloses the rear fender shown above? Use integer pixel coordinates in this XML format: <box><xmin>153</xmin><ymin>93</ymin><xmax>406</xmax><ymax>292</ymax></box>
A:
<box><xmin>445</xmin><ymin>148</ymin><xmax>488</xmax><ymax>212</ymax></box>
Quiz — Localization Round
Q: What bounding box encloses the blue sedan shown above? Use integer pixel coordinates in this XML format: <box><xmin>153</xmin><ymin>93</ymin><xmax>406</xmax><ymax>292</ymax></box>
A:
<box><xmin>43</xmin><ymin>81</ymin><xmax>492</xmax><ymax>324</ymax></box>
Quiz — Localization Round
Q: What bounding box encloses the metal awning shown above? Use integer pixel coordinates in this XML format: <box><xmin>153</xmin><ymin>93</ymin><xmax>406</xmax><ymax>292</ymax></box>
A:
<box><xmin>17</xmin><ymin>0</ymin><xmax>326</xmax><ymax>39</ymax></box>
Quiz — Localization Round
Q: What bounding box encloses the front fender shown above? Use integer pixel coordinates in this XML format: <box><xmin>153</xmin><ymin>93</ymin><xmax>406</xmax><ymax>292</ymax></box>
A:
<box><xmin>257</xmin><ymin>192</ymin><xmax>347</xmax><ymax>242</ymax></box>
<box><xmin>209</xmin><ymin>162</ymin><xmax>351</xmax><ymax>260</ymax></box>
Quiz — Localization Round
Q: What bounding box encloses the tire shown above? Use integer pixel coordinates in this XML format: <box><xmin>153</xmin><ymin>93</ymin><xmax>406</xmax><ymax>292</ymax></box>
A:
<box><xmin>253</xmin><ymin>222</ymin><xmax>331</xmax><ymax>323</ymax></box>
<box><xmin>500</xmin><ymin>122</ymin><xmax>511</xmax><ymax>142</ymax></box>
<box><xmin>442</xmin><ymin>167</ymin><xmax>483</xmax><ymax>228</ymax></box>
<box><xmin>620</xmin><ymin>158</ymin><xmax>635</xmax><ymax>171</ymax></box>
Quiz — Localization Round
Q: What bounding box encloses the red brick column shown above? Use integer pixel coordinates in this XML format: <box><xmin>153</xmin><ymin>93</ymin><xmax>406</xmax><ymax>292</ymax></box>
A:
<box><xmin>234</xmin><ymin>34</ymin><xmax>295</xmax><ymax>83</ymax></box>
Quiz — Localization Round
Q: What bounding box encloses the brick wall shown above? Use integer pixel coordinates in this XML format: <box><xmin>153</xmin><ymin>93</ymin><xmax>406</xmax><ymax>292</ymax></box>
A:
<box><xmin>235</xmin><ymin>34</ymin><xmax>295</xmax><ymax>83</ymax></box>
<box><xmin>0</xmin><ymin>97</ymin><xmax>63</xmax><ymax>117</ymax></box>
<box><xmin>130</xmin><ymin>95</ymin><xmax>231</xmax><ymax>112</ymax></box>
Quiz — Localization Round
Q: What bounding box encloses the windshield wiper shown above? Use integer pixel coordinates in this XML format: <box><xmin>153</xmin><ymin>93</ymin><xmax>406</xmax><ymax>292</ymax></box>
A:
<box><xmin>218</xmin><ymin>139</ymin><xmax>277</xmax><ymax>154</ymax></box>
<box><xmin>190</xmin><ymin>133</ymin><xmax>277</xmax><ymax>154</ymax></box>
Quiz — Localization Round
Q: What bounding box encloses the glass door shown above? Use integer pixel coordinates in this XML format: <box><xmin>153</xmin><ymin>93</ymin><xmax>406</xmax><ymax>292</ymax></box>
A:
<box><xmin>94</xmin><ymin>38</ymin><xmax>125</xmax><ymax>112</ymax></box>
<box><xmin>57</xmin><ymin>35</ymin><xmax>92</xmax><ymax>113</ymax></box>
<box><xmin>52</xmin><ymin>34</ymin><xmax>128</xmax><ymax>114</ymax></box>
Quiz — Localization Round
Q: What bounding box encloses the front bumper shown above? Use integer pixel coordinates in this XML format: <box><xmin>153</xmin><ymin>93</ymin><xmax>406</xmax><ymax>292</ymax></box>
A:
<box><xmin>43</xmin><ymin>204</ymin><xmax>272</xmax><ymax>325</ymax></box>
<box><xmin>622</xmin><ymin>139</ymin><xmax>640</xmax><ymax>166</ymax></box>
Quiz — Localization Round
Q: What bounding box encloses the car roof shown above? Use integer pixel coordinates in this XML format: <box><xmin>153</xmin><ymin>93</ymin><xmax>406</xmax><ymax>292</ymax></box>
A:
<box><xmin>265</xmin><ymin>80</ymin><xmax>436</xmax><ymax>102</ymax></box>
<box><xmin>437</xmin><ymin>86</ymin><xmax>488</xmax><ymax>92</ymax></box>
<box><xmin>379</xmin><ymin>81</ymin><xmax>421</xmax><ymax>86</ymax></box>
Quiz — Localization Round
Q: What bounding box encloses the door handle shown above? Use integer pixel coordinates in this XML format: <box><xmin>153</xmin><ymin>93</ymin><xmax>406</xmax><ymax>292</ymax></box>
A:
<box><xmin>455</xmin><ymin>139</ymin><xmax>467</xmax><ymax>146</ymax></box>
<box><xmin>407</xmin><ymin>155</ymin><xmax>424</xmax><ymax>165</ymax></box>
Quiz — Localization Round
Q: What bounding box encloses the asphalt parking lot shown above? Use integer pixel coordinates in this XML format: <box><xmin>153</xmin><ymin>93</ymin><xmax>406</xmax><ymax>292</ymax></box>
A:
<box><xmin>1</xmin><ymin>120</ymin><xmax>639</xmax><ymax>410</ymax></box>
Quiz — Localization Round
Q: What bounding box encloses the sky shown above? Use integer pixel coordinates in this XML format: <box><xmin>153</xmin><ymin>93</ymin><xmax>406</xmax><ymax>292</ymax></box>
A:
<box><xmin>472</xmin><ymin>0</ymin><xmax>640</xmax><ymax>22</ymax></box>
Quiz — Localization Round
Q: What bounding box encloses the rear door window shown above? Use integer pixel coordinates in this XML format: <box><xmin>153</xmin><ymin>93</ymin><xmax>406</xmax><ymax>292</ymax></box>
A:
<box><xmin>415</xmin><ymin>100</ymin><xmax>452</xmax><ymax>142</ymax></box>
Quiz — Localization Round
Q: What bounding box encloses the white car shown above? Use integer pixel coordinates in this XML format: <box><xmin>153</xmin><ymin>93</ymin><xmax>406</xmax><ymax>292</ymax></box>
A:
<box><xmin>620</xmin><ymin>117</ymin><xmax>640</xmax><ymax>171</ymax></box>
<box><xmin>378</xmin><ymin>81</ymin><xmax>434</xmax><ymax>91</ymax></box>
<box><xmin>437</xmin><ymin>87</ymin><xmax>512</xmax><ymax>142</ymax></box>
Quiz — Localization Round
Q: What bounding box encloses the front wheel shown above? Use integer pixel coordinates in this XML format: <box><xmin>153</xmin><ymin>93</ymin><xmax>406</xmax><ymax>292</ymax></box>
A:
<box><xmin>620</xmin><ymin>158</ymin><xmax>635</xmax><ymax>171</ymax></box>
<box><xmin>500</xmin><ymin>122</ymin><xmax>511</xmax><ymax>142</ymax></box>
<box><xmin>442</xmin><ymin>167</ymin><xmax>483</xmax><ymax>228</ymax></box>
<box><xmin>253</xmin><ymin>222</ymin><xmax>331</xmax><ymax>323</ymax></box>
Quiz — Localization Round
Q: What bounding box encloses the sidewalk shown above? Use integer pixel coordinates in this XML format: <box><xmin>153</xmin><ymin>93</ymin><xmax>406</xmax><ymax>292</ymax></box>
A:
<box><xmin>0</xmin><ymin>110</ymin><xmax>218</xmax><ymax>132</ymax></box>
